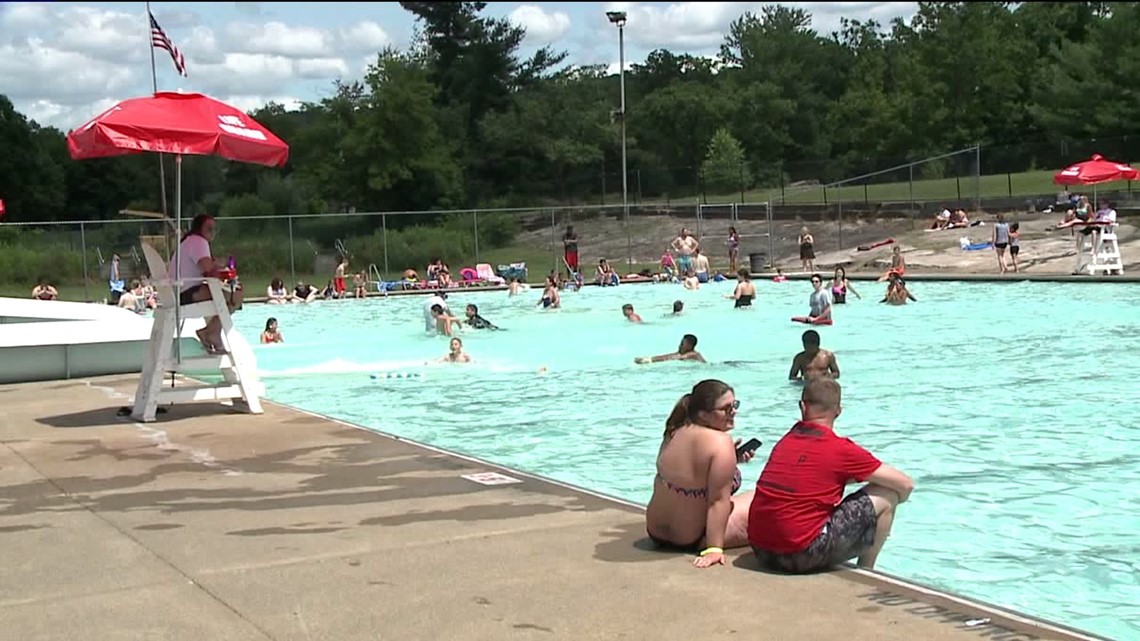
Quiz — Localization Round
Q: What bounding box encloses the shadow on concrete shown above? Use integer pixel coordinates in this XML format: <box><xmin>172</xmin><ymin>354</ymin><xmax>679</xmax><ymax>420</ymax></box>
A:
<box><xmin>592</xmin><ymin>520</ymin><xmax>680</xmax><ymax>564</ymax></box>
<box><xmin>35</xmin><ymin>403</ymin><xmax>244</xmax><ymax>429</ymax></box>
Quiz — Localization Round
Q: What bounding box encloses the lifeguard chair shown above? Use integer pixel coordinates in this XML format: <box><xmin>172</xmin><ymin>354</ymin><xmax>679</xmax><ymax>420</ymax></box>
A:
<box><xmin>131</xmin><ymin>242</ymin><xmax>264</xmax><ymax>422</ymax></box>
<box><xmin>1076</xmin><ymin>223</ymin><xmax>1124</xmax><ymax>276</ymax></box>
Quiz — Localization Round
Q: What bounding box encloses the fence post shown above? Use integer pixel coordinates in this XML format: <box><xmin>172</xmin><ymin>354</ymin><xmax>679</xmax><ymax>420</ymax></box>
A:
<box><xmin>837</xmin><ymin>198</ymin><xmax>843</xmax><ymax>251</ymax></box>
<box><xmin>549</xmin><ymin>209</ymin><xmax>557</xmax><ymax>276</ymax></box>
<box><xmin>80</xmin><ymin>221</ymin><xmax>90</xmax><ymax>302</ymax></box>
<box><xmin>288</xmin><ymin>216</ymin><xmax>296</xmax><ymax>284</ymax></box>
<box><xmin>382</xmin><ymin>213</ymin><xmax>389</xmax><ymax>277</ymax></box>
<box><xmin>473</xmin><ymin>210</ymin><xmax>480</xmax><ymax>264</ymax></box>
<box><xmin>908</xmin><ymin>164</ymin><xmax>915</xmax><ymax>222</ymax></box>
<box><xmin>974</xmin><ymin>144</ymin><xmax>982</xmax><ymax>213</ymax></box>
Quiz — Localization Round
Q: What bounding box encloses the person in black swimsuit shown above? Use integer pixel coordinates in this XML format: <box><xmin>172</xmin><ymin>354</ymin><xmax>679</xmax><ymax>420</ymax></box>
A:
<box><xmin>464</xmin><ymin>303</ymin><xmax>499</xmax><ymax>330</ymax></box>
<box><xmin>728</xmin><ymin>268</ymin><xmax>756</xmax><ymax>308</ymax></box>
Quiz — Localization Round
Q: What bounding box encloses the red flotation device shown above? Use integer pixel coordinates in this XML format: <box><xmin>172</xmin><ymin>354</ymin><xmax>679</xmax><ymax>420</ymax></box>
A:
<box><xmin>857</xmin><ymin>237</ymin><xmax>896</xmax><ymax>252</ymax></box>
<box><xmin>791</xmin><ymin>316</ymin><xmax>833</xmax><ymax>326</ymax></box>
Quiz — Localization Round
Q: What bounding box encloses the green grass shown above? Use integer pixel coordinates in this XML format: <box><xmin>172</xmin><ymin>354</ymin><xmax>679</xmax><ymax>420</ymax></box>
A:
<box><xmin>611</xmin><ymin>167</ymin><xmax>1126</xmax><ymax>206</ymax></box>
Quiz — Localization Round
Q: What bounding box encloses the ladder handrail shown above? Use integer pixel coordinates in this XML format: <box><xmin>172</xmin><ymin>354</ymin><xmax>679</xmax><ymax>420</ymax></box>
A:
<box><xmin>368</xmin><ymin>263</ymin><xmax>386</xmax><ymax>295</ymax></box>
<box><xmin>335</xmin><ymin>238</ymin><xmax>349</xmax><ymax>257</ymax></box>
<box><xmin>94</xmin><ymin>247</ymin><xmax>105</xmax><ymax>267</ymax></box>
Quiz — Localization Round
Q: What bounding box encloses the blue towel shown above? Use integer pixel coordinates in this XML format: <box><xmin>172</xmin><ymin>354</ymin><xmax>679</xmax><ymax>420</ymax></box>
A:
<box><xmin>964</xmin><ymin>242</ymin><xmax>993</xmax><ymax>251</ymax></box>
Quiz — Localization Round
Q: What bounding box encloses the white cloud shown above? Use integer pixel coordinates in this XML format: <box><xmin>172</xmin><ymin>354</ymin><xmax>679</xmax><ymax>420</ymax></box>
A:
<box><xmin>598</xmin><ymin>2</ymin><xmax>916</xmax><ymax>51</ymax></box>
<box><xmin>509</xmin><ymin>5</ymin><xmax>572</xmax><ymax>45</ymax></box>
<box><xmin>340</xmin><ymin>21</ymin><xmax>391</xmax><ymax>53</ymax></box>
<box><xmin>226</xmin><ymin>21</ymin><xmax>334</xmax><ymax>58</ymax></box>
<box><xmin>296</xmin><ymin>57</ymin><xmax>350</xmax><ymax>79</ymax></box>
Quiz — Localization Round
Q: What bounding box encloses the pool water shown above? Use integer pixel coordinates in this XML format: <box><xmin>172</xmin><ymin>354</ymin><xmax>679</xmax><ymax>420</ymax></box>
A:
<box><xmin>234</xmin><ymin>279</ymin><xmax>1140</xmax><ymax>640</ymax></box>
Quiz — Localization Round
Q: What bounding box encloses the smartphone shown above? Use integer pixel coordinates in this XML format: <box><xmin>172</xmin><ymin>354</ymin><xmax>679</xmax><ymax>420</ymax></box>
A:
<box><xmin>736</xmin><ymin>438</ymin><xmax>762</xmax><ymax>459</ymax></box>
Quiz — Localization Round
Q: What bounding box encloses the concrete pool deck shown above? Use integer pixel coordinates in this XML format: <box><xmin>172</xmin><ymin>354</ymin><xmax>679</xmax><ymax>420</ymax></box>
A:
<box><xmin>0</xmin><ymin>376</ymin><xmax>1108</xmax><ymax>641</ymax></box>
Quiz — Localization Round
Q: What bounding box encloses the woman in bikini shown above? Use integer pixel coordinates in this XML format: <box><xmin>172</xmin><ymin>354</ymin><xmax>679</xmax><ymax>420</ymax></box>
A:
<box><xmin>645</xmin><ymin>380</ymin><xmax>757</xmax><ymax>568</ymax></box>
<box><xmin>536</xmin><ymin>276</ymin><xmax>561</xmax><ymax>309</ymax></box>
<box><xmin>261</xmin><ymin>318</ymin><xmax>283</xmax><ymax>344</ymax></box>
<box><xmin>726</xmin><ymin>268</ymin><xmax>756</xmax><ymax>308</ymax></box>
<box><xmin>830</xmin><ymin>266</ymin><xmax>860</xmax><ymax>303</ymax></box>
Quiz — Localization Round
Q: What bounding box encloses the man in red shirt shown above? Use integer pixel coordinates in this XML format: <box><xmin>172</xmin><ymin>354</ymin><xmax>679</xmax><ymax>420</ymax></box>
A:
<box><xmin>747</xmin><ymin>378</ymin><xmax>914</xmax><ymax>572</ymax></box>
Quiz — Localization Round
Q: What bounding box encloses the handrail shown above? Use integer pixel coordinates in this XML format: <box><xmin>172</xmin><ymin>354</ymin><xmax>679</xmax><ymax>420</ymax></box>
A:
<box><xmin>94</xmin><ymin>247</ymin><xmax>105</xmax><ymax>267</ymax></box>
<box><xmin>335</xmin><ymin>238</ymin><xmax>349</xmax><ymax>257</ymax></box>
<box><xmin>368</xmin><ymin>263</ymin><xmax>385</xmax><ymax>295</ymax></box>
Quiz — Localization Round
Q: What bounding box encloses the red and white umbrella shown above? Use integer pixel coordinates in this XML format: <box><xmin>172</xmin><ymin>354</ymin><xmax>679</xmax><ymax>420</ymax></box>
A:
<box><xmin>1054</xmin><ymin>154</ymin><xmax>1138</xmax><ymax>186</ymax></box>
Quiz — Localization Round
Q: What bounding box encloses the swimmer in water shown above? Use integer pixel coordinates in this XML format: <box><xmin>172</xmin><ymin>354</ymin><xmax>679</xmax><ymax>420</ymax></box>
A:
<box><xmin>622</xmin><ymin>303</ymin><xmax>643</xmax><ymax>323</ymax></box>
<box><xmin>537</xmin><ymin>276</ymin><xmax>561</xmax><ymax>309</ymax></box>
<box><xmin>431</xmin><ymin>304</ymin><xmax>464</xmax><ymax>336</ymax></box>
<box><xmin>635</xmin><ymin>334</ymin><xmax>707</xmax><ymax>364</ymax></box>
<box><xmin>788</xmin><ymin>330</ymin><xmax>839</xmax><ymax>382</ymax></box>
<box><xmin>727</xmin><ymin>268</ymin><xmax>755</xmax><ymax>307</ymax></box>
<box><xmin>682</xmin><ymin>269</ymin><xmax>700</xmax><ymax>290</ymax></box>
<box><xmin>438</xmin><ymin>337</ymin><xmax>471</xmax><ymax>363</ymax></box>
<box><xmin>880</xmin><ymin>273</ymin><xmax>917</xmax><ymax>305</ymax></box>
<box><xmin>465</xmin><ymin>303</ymin><xmax>499</xmax><ymax>330</ymax></box>
<box><xmin>671</xmin><ymin>300</ymin><xmax>684</xmax><ymax>315</ymax></box>
<box><xmin>508</xmin><ymin>278</ymin><xmax>522</xmax><ymax>296</ymax></box>
<box><xmin>772</xmin><ymin>268</ymin><xmax>787</xmax><ymax>283</ymax></box>
<box><xmin>806</xmin><ymin>273</ymin><xmax>833</xmax><ymax>323</ymax></box>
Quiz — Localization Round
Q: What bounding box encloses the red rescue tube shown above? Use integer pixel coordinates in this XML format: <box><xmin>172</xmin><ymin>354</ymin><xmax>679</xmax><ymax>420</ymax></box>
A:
<box><xmin>857</xmin><ymin>237</ymin><xmax>896</xmax><ymax>252</ymax></box>
<box><xmin>791</xmin><ymin>316</ymin><xmax>833</xmax><ymax>326</ymax></box>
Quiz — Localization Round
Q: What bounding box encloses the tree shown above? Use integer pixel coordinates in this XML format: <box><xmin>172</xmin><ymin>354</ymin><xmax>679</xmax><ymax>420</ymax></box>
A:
<box><xmin>701</xmin><ymin>128</ymin><xmax>751</xmax><ymax>195</ymax></box>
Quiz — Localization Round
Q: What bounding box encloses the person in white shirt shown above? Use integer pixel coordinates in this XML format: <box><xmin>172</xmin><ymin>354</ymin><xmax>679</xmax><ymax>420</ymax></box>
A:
<box><xmin>169</xmin><ymin>214</ymin><xmax>243</xmax><ymax>354</ymax></box>
<box><xmin>423</xmin><ymin>292</ymin><xmax>449</xmax><ymax>332</ymax></box>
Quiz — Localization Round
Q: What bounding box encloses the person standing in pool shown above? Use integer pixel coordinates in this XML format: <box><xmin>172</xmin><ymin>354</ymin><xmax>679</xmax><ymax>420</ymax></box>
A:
<box><xmin>830</xmin><ymin>267</ymin><xmax>860</xmax><ymax>303</ymax></box>
<box><xmin>692</xmin><ymin>249</ymin><xmax>711</xmax><ymax>283</ymax></box>
<box><xmin>430</xmin><ymin>304</ymin><xmax>463</xmax><ymax>336</ymax></box>
<box><xmin>423</xmin><ymin>292</ymin><xmax>449</xmax><ymax>332</ymax></box>
<box><xmin>464</xmin><ymin>304</ymin><xmax>499</xmax><ymax>330</ymax></box>
<box><xmin>437</xmin><ymin>337</ymin><xmax>471</xmax><ymax>363</ymax></box>
<box><xmin>671</xmin><ymin>300</ymin><xmax>684</xmax><ymax>315</ymax></box>
<box><xmin>992</xmin><ymin>213</ymin><xmax>1011</xmax><ymax>274</ymax></box>
<box><xmin>727</xmin><ymin>268</ymin><xmax>756</xmax><ymax>307</ymax></box>
<box><xmin>880</xmin><ymin>273</ymin><xmax>917</xmax><ymax>305</ymax></box>
<box><xmin>671</xmin><ymin>228</ymin><xmax>700</xmax><ymax>275</ymax></box>
<box><xmin>537</xmin><ymin>275</ymin><xmax>561</xmax><ymax>309</ymax></box>
<box><xmin>635</xmin><ymin>334</ymin><xmax>706</xmax><ymax>364</ymax></box>
<box><xmin>788</xmin><ymin>330</ymin><xmax>839</xmax><ymax>381</ymax></box>
<box><xmin>748</xmin><ymin>379</ymin><xmax>914</xmax><ymax>573</ymax></box>
<box><xmin>646</xmin><ymin>379</ymin><xmax>757</xmax><ymax>567</ymax></box>
<box><xmin>563</xmin><ymin>226</ymin><xmax>580</xmax><ymax>277</ymax></box>
<box><xmin>806</xmin><ymin>274</ymin><xmax>832</xmax><ymax>323</ymax></box>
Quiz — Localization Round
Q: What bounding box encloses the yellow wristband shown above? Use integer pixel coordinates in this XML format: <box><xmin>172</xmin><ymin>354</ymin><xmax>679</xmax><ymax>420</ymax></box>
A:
<box><xmin>699</xmin><ymin>547</ymin><xmax>723</xmax><ymax>557</ymax></box>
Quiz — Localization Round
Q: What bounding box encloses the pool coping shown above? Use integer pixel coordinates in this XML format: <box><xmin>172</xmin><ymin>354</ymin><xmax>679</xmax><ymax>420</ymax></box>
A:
<box><xmin>271</xmin><ymin>398</ymin><xmax>1113</xmax><ymax>641</ymax></box>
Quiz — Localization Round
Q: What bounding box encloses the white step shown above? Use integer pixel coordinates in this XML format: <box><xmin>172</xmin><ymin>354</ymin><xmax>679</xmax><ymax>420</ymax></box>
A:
<box><xmin>165</xmin><ymin>355</ymin><xmax>235</xmax><ymax>372</ymax></box>
<box><xmin>155</xmin><ymin>382</ymin><xmax>265</xmax><ymax>404</ymax></box>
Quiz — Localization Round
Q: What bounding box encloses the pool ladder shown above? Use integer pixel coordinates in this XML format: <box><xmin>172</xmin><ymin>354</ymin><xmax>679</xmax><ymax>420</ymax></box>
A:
<box><xmin>368</xmin><ymin>263</ymin><xmax>386</xmax><ymax>296</ymax></box>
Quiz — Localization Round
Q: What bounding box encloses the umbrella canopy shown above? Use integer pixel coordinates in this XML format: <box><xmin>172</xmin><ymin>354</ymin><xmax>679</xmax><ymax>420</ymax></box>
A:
<box><xmin>66</xmin><ymin>91</ymin><xmax>288</xmax><ymax>167</ymax></box>
<box><xmin>1054</xmin><ymin>154</ymin><xmax>1138</xmax><ymax>186</ymax></box>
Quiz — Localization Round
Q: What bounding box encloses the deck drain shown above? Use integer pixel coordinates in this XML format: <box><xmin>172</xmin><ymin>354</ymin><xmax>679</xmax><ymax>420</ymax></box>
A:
<box><xmin>462</xmin><ymin>472</ymin><xmax>522</xmax><ymax>486</ymax></box>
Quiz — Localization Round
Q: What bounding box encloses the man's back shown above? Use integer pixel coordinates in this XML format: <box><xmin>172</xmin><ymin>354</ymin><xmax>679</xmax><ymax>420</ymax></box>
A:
<box><xmin>748</xmin><ymin>421</ymin><xmax>880</xmax><ymax>554</ymax></box>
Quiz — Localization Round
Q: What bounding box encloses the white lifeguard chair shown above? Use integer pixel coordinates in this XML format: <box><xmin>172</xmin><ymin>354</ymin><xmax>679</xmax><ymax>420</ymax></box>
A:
<box><xmin>1075</xmin><ymin>223</ymin><xmax>1124</xmax><ymax>276</ymax></box>
<box><xmin>131</xmin><ymin>242</ymin><xmax>264</xmax><ymax>422</ymax></box>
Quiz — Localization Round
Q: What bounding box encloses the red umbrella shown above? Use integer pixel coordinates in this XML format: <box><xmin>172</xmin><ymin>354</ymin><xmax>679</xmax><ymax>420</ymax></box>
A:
<box><xmin>1054</xmin><ymin>154</ymin><xmax>1138</xmax><ymax>185</ymax></box>
<box><xmin>67</xmin><ymin>91</ymin><xmax>288</xmax><ymax>167</ymax></box>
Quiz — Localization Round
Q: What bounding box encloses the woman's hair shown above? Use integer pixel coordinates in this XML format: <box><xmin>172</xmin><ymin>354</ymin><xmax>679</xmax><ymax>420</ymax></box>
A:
<box><xmin>737</xmin><ymin>268</ymin><xmax>750</xmax><ymax>280</ymax></box>
<box><xmin>451</xmin><ymin>337</ymin><xmax>463</xmax><ymax>347</ymax></box>
<box><xmin>1010</xmin><ymin>222</ymin><xmax>1019</xmax><ymax>231</ymax></box>
<box><xmin>729</xmin><ymin>226</ymin><xmax>737</xmax><ymax>235</ymax></box>
<box><xmin>664</xmin><ymin>379</ymin><xmax>733</xmax><ymax>440</ymax></box>
<box><xmin>834</xmin><ymin>266</ymin><xmax>846</xmax><ymax>280</ymax></box>
<box><xmin>183</xmin><ymin>214</ymin><xmax>214</xmax><ymax>241</ymax></box>
<box><xmin>271</xmin><ymin>277</ymin><xmax>283</xmax><ymax>289</ymax></box>
<box><xmin>264</xmin><ymin>317</ymin><xmax>277</xmax><ymax>331</ymax></box>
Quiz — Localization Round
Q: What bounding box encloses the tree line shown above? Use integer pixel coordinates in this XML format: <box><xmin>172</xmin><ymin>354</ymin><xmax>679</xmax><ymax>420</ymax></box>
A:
<box><xmin>1</xmin><ymin>1</ymin><xmax>1138</xmax><ymax>226</ymax></box>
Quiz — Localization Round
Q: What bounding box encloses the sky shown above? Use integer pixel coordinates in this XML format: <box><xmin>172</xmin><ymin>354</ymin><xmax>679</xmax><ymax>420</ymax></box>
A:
<box><xmin>0</xmin><ymin>2</ymin><xmax>918</xmax><ymax>131</ymax></box>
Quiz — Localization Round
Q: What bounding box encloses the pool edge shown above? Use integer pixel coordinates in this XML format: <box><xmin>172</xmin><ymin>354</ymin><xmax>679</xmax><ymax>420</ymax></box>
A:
<box><xmin>266</xmin><ymin>397</ymin><xmax>1115</xmax><ymax>641</ymax></box>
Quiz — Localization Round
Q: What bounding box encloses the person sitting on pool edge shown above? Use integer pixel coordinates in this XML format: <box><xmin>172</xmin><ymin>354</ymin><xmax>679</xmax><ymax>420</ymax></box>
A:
<box><xmin>635</xmin><ymin>334</ymin><xmax>706</xmax><ymax>364</ymax></box>
<box><xmin>646</xmin><ymin>379</ymin><xmax>758</xmax><ymax>567</ymax></box>
<box><xmin>437</xmin><ymin>337</ymin><xmax>471</xmax><ymax>363</ymax></box>
<box><xmin>465</xmin><ymin>304</ymin><xmax>499</xmax><ymax>330</ymax></box>
<box><xmin>431</xmin><ymin>304</ymin><xmax>464</xmax><ymax>336</ymax></box>
<box><xmin>789</xmin><ymin>330</ymin><xmax>838</xmax><ymax>382</ymax></box>
<box><xmin>622</xmin><ymin>303</ymin><xmax>643</xmax><ymax>323</ymax></box>
<box><xmin>748</xmin><ymin>378</ymin><xmax>915</xmax><ymax>573</ymax></box>
<box><xmin>880</xmin><ymin>273</ymin><xmax>917</xmax><ymax>305</ymax></box>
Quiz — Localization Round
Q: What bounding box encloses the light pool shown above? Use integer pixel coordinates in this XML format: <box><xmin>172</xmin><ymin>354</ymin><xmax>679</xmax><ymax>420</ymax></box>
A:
<box><xmin>234</xmin><ymin>279</ymin><xmax>1140</xmax><ymax>640</ymax></box>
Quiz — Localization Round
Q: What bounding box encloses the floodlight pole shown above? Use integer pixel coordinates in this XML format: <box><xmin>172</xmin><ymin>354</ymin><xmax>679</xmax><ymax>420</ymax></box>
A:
<box><xmin>607</xmin><ymin>11</ymin><xmax>630</xmax><ymax>269</ymax></box>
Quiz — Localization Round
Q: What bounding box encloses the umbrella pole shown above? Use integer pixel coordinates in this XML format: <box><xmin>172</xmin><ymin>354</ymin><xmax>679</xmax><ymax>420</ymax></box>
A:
<box><xmin>174</xmin><ymin>154</ymin><xmax>183</xmax><ymax>366</ymax></box>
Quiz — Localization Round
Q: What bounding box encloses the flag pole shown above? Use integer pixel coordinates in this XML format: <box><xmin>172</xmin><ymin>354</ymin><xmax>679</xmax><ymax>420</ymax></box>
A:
<box><xmin>146</xmin><ymin>1</ymin><xmax>170</xmax><ymax>223</ymax></box>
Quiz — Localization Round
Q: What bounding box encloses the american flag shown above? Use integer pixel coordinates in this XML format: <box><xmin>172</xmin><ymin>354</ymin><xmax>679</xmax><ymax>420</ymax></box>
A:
<box><xmin>150</xmin><ymin>12</ymin><xmax>187</xmax><ymax>77</ymax></box>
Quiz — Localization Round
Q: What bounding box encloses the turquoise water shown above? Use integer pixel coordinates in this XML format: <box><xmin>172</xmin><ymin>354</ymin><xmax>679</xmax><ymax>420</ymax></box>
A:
<box><xmin>234</xmin><ymin>280</ymin><xmax>1140</xmax><ymax>640</ymax></box>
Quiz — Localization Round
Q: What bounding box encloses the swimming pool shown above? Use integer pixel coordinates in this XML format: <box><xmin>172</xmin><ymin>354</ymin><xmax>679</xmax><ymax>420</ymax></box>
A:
<box><xmin>234</xmin><ymin>279</ymin><xmax>1140</xmax><ymax>640</ymax></box>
